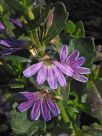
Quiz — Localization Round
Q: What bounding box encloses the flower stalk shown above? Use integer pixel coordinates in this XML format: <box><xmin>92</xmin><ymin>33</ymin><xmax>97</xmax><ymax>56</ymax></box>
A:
<box><xmin>57</xmin><ymin>87</ymin><xmax>70</xmax><ymax>123</ymax></box>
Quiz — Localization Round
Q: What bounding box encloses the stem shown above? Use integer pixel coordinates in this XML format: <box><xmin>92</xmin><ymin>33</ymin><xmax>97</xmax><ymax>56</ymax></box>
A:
<box><xmin>58</xmin><ymin>101</ymin><xmax>70</xmax><ymax>123</ymax></box>
<box><xmin>30</xmin><ymin>32</ymin><xmax>36</xmax><ymax>45</ymax></box>
<box><xmin>33</xmin><ymin>29</ymin><xmax>42</xmax><ymax>47</ymax></box>
<box><xmin>64</xmin><ymin>81</ymin><xmax>71</xmax><ymax>107</ymax></box>
<box><xmin>57</xmin><ymin>88</ymin><xmax>70</xmax><ymax>123</ymax></box>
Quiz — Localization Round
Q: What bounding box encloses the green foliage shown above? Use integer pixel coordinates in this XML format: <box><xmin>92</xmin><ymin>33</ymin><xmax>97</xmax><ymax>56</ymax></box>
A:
<box><xmin>64</xmin><ymin>20</ymin><xmax>85</xmax><ymax>38</ymax></box>
<box><xmin>10</xmin><ymin>103</ymin><xmax>46</xmax><ymax>135</ymax></box>
<box><xmin>0</xmin><ymin>0</ymin><xmax>101</xmax><ymax>135</ymax></box>
<box><xmin>45</xmin><ymin>2</ymin><xmax>68</xmax><ymax>43</ymax></box>
<box><xmin>82</xmin><ymin>123</ymin><xmax>102</xmax><ymax>136</ymax></box>
<box><xmin>68</xmin><ymin>38</ymin><xmax>96</xmax><ymax>67</ymax></box>
<box><xmin>3</xmin><ymin>55</ymin><xmax>31</xmax><ymax>63</ymax></box>
<box><xmin>83</xmin><ymin>81</ymin><xmax>102</xmax><ymax>120</ymax></box>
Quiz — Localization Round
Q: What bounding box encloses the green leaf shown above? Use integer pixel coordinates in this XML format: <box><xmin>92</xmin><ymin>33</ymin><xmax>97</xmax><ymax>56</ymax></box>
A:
<box><xmin>45</xmin><ymin>2</ymin><xmax>68</xmax><ymax>43</ymax></box>
<box><xmin>9</xmin><ymin>78</ymin><xmax>26</xmax><ymax>89</ymax></box>
<box><xmin>6</xmin><ymin>0</ymin><xmax>25</xmax><ymax>13</ymax></box>
<box><xmin>10</xmin><ymin>103</ymin><xmax>46</xmax><ymax>135</ymax></box>
<box><xmin>3</xmin><ymin>55</ymin><xmax>31</xmax><ymax>63</ymax></box>
<box><xmin>32</xmin><ymin>6</ymin><xmax>50</xmax><ymax>29</ymax></box>
<box><xmin>68</xmin><ymin>38</ymin><xmax>96</xmax><ymax>68</ymax></box>
<box><xmin>82</xmin><ymin>123</ymin><xmax>102</xmax><ymax>136</ymax></box>
<box><xmin>10</xmin><ymin>107</ymin><xmax>38</xmax><ymax>135</ymax></box>
<box><xmin>2</xmin><ymin>13</ymin><xmax>15</xmax><ymax>36</ymax></box>
<box><xmin>64</xmin><ymin>20</ymin><xmax>76</xmax><ymax>34</ymax></box>
<box><xmin>74</xmin><ymin>21</ymin><xmax>85</xmax><ymax>38</ymax></box>
<box><xmin>84</xmin><ymin>81</ymin><xmax>102</xmax><ymax>120</ymax></box>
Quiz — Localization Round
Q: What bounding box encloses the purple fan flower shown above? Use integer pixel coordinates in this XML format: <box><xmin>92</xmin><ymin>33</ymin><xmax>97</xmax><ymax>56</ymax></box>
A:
<box><xmin>0</xmin><ymin>37</ymin><xmax>30</xmax><ymax>56</ymax></box>
<box><xmin>0</xmin><ymin>22</ymin><xmax>5</xmax><ymax>33</ymax></box>
<box><xmin>17</xmin><ymin>90</ymin><xmax>60</xmax><ymax>122</ymax></box>
<box><xmin>60</xmin><ymin>45</ymin><xmax>91</xmax><ymax>83</ymax></box>
<box><xmin>10</xmin><ymin>18</ymin><xmax>23</xmax><ymax>28</ymax></box>
<box><xmin>23</xmin><ymin>55</ymin><xmax>73</xmax><ymax>90</ymax></box>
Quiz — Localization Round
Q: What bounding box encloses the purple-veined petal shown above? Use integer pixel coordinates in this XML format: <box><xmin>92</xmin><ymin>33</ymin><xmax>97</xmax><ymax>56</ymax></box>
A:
<box><xmin>41</xmin><ymin>99</ymin><xmax>51</xmax><ymax>121</ymax></box>
<box><xmin>0</xmin><ymin>38</ymin><xmax>29</xmax><ymax>48</ymax></box>
<box><xmin>11</xmin><ymin>18</ymin><xmax>23</xmax><ymax>28</ymax></box>
<box><xmin>74</xmin><ymin>67</ymin><xmax>91</xmax><ymax>74</ymax></box>
<box><xmin>47</xmin><ymin>66</ymin><xmax>58</xmax><ymax>90</ymax></box>
<box><xmin>73</xmin><ymin>73</ymin><xmax>88</xmax><ymax>83</ymax></box>
<box><xmin>72</xmin><ymin>57</ymin><xmax>85</xmax><ymax>67</ymax></box>
<box><xmin>53</xmin><ymin>66</ymin><xmax>66</xmax><ymax>87</ymax></box>
<box><xmin>19</xmin><ymin>92</ymin><xmax>39</xmax><ymax>100</ymax></box>
<box><xmin>18</xmin><ymin>100</ymin><xmax>34</xmax><ymax>112</ymax></box>
<box><xmin>23</xmin><ymin>62</ymin><xmax>43</xmax><ymax>77</ymax></box>
<box><xmin>31</xmin><ymin>100</ymin><xmax>41</xmax><ymax>120</ymax></box>
<box><xmin>37</xmin><ymin>65</ymin><xmax>47</xmax><ymax>84</ymax></box>
<box><xmin>66</xmin><ymin>50</ymin><xmax>79</xmax><ymax>64</ymax></box>
<box><xmin>53</xmin><ymin>61</ymin><xmax>73</xmax><ymax>77</ymax></box>
<box><xmin>0</xmin><ymin>48</ymin><xmax>21</xmax><ymax>56</ymax></box>
<box><xmin>0</xmin><ymin>40</ymin><xmax>12</xmax><ymax>47</ymax></box>
<box><xmin>9</xmin><ymin>37</ymin><xmax>29</xmax><ymax>48</ymax></box>
<box><xmin>46</xmin><ymin>97</ymin><xmax>60</xmax><ymax>116</ymax></box>
<box><xmin>0</xmin><ymin>22</ymin><xmax>5</xmax><ymax>32</ymax></box>
<box><xmin>60</xmin><ymin>45</ymin><xmax>68</xmax><ymax>63</ymax></box>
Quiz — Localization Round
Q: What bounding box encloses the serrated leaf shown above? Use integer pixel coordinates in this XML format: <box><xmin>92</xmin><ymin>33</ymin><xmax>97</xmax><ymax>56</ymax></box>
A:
<box><xmin>68</xmin><ymin>38</ymin><xmax>96</xmax><ymax>68</ymax></box>
<box><xmin>45</xmin><ymin>2</ymin><xmax>68</xmax><ymax>43</ymax></box>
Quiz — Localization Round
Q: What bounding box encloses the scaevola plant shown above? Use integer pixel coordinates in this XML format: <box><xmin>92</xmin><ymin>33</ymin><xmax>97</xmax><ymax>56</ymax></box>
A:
<box><xmin>0</xmin><ymin>1</ymin><xmax>94</xmax><ymax>135</ymax></box>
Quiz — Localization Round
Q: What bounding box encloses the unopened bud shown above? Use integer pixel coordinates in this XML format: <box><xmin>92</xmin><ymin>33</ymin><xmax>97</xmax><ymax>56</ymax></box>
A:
<box><xmin>46</xmin><ymin>10</ymin><xmax>54</xmax><ymax>29</ymax></box>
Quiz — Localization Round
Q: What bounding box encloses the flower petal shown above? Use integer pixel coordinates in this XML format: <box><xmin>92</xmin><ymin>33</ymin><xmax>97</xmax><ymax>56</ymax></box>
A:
<box><xmin>60</xmin><ymin>45</ymin><xmax>68</xmax><ymax>63</ymax></box>
<box><xmin>53</xmin><ymin>66</ymin><xmax>66</xmax><ymax>87</ymax></box>
<box><xmin>18</xmin><ymin>100</ymin><xmax>34</xmax><ymax>112</ymax></box>
<box><xmin>0</xmin><ymin>38</ymin><xmax>29</xmax><ymax>48</ymax></box>
<box><xmin>0</xmin><ymin>48</ymin><xmax>21</xmax><ymax>56</ymax></box>
<box><xmin>23</xmin><ymin>62</ymin><xmax>43</xmax><ymax>77</ymax></box>
<box><xmin>47</xmin><ymin>66</ymin><xmax>58</xmax><ymax>90</ymax></box>
<box><xmin>0</xmin><ymin>40</ymin><xmax>12</xmax><ymax>47</ymax></box>
<box><xmin>31</xmin><ymin>100</ymin><xmax>41</xmax><ymax>120</ymax></box>
<box><xmin>41</xmin><ymin>99</ymin><xmax>51</xmax><ymax>122</ymax></box>
<box><xmin>37</xmin><ymin>65</ymin><xmax>47</xmax><ymax>84</ymax></box>
<box><xmin>74</xmin><ymin>67</ymin><xmax>91</xmax><ymax>74</ymax></box>
<box><xmin>73</xmin><ymin>73</ymin><xmax>88</xmax><ymax>83</ymax></box>
<box><xmin>54</xmin><ymin>61</ymin><xmax>73</xmax><ymax>77</ymax></box>
<box><xmin>11</xmin><ymin>18</ymin><xmax>23</xmax><ymax>28</ymax></box>
<box><xmin>0</xmin><ymin>22</ymin><xmax>5</xmax><ymax>30</ymax></box>
<box><xmin>46</xmin><ymin>97</ymin><xmax>60</xmax><ymax>116</ymax></box>
<box><xmin>66</xmin><ymin>50</ymin><xmax>79</xmax><ymax>64</ymax></box>
<box><xmin>72</xmin><ymin>57</ymin><xmax>85</xmax><ymax>67</ymax></box>
<box><xmin>19</xmin><ymin>92</ymin><xmax>39</xmax><ymax>100</ymax></box>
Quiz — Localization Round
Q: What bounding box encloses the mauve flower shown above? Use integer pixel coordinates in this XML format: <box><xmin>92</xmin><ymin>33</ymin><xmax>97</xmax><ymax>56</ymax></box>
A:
<box><xmin>17</xmin><ymin>90</ymin><xmax>60</xmax><ymax>122</ymax></box>
<box><xmin>23</xmin><ymin>55</ymin><xmax>73</xmax><ymax>90</ymax></box>
<box><xmin>60</xmin><ymin>45</ymin><xmax>91</xmax><ymax>82</ymax></box>
<box><xmin>0</xmin><ymin>22</ymin><xmax>5</xmax><ymax>33</ymax></box>
<box><xmin>10</xmin><ymin>18</ymin><xmax>23</xmax><ymax>28</ymax></box>
<box><xmin>0</xmin><ymin>37</ymin><xmax>30</xmax><ymax>55</ymax></box>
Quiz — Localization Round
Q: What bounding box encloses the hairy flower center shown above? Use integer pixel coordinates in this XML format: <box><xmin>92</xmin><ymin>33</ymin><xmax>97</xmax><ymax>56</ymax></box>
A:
<box><xmin>44</xmin><ymin>58</ymin><xmax>53</xmax><ymax>65</ymax></box>
<box><xmin>39</xmin><ymin>90</ymin><xmax>51</xmax><ymax>100</ymax></box>
<box><xmin>42</xmin><ymin>55</ymin><xmax>53</xmax><ymax>66</ymax></box>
